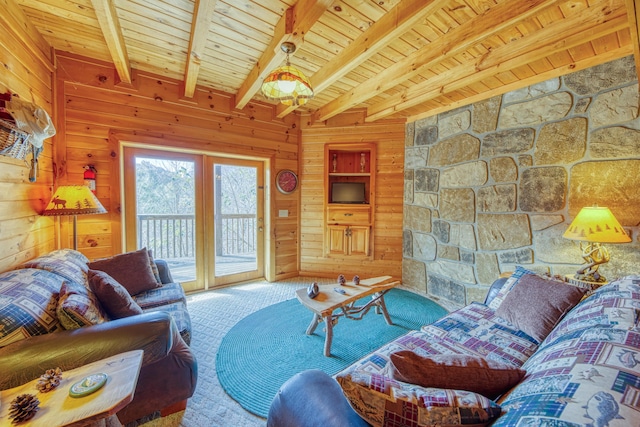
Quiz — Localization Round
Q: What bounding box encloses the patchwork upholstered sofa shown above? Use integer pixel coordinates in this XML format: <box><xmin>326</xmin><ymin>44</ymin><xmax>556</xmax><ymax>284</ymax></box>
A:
<box><xmin>268</xmin><ymin>268</ymin><xmax>640</xmax><ymax>427</ymax></box>
<box><xmin>0</xmin><ymin>248</ymin><xmax>197</xmax><ymax>424</ymax></box>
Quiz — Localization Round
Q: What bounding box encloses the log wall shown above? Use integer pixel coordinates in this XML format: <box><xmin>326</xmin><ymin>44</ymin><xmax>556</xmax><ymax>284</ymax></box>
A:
<box><xmin>299</xmin><ymin>111</ymin><xmax>405</xmax><ymax>279</ymax></box>
<box><xmin>0</xmin><ymin>0</ymin><xmax>56</xmax><ymax>272</ymax></box>
<box><xmin>53</xmin><ymin>52</ymin><xmax>300</xmax><ymax>281</ymax></box>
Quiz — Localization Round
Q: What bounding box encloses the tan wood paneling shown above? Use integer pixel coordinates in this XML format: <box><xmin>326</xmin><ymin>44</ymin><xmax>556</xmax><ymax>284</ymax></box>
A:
<box><xmin>11</xmin><ymin>0</ymin><xmax>632</xmax><ymax>124</ymax></box>
<box><xmin>0</xmin><ymin>0</ymin><xmax>55</xmax><ymax>272</ymax></box>
<box><xmin>300</xmin><ymin>110</ymin><xmax>404</xmax><ymax>280</ymax></box>
<box><xmin>54</xmin><ymin>52</ymin><xmax>300</xmax><ymax>279</ymax></box>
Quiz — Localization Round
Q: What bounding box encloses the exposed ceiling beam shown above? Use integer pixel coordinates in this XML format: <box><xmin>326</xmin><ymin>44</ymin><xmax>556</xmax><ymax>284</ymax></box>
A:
<box><xmin>367</xmin><ymin>0</ymin><xmax>628</xmax><ymax>121</ymax></box>
<box><xmin>90</xmin><ymin>0</ymin><xmax>131</xmax><ymax>84</ymax></box>
<box><xmin>315</xmin><ymin>0</ymin><xmax>566</xmax><ymax>122</ymax></box>
<box><xmin>275</xmin><ymin>0</ymin><xmax>445</xmax><ymax>118</ymax></box>
<box><xmin>407</xmin><ymin>45</ymin><xmax>632</xmax><ymax>123</ymax></box>
<box><xmin>625</xmin><ymin>0</ymin><xmax>640</xmax><ymax>83</ymax></box>
<box><xmin>235</xmin><ymin>0</ymin><xmax>333</xmax><ymax>110</ymax></box>
<box><xmin>183</xmin><ymin>0</ymin><xmax>218</xmax><ymax>98</ymax></box>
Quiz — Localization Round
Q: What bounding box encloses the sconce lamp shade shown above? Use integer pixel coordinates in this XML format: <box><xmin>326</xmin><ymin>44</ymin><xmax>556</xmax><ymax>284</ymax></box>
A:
<box><xmin>563</xmin><ymin>206</ymin><xmax>630</xmax><ymax>284</ymax></box>
<box><xmin>261</xmin><ymin>42</ymin><xmax>314</xmax><ymax>106</ymax></box>
<box><xmin>42</xmin><ymin>185</ymin><xmax>107</xmax><ymax>217</ymax></box>
<box><xmin>562</xmin><ymin>206</ymin><xmax>630</xmax><ymax>243</ymax></box>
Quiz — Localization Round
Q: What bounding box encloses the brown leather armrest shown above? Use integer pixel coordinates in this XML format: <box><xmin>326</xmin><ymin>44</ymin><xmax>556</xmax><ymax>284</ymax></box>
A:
<box><xmin>0</xmin><ymin>311</ymin><xmax>175</xmax><ymax>390</ymax></box>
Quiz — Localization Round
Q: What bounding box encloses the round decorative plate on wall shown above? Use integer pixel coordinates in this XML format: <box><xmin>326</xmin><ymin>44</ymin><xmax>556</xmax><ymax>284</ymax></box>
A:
<box><xmin>276</xmin><ymin>169</ymin><xmax>298</xmax><ymax>194</ymax></box>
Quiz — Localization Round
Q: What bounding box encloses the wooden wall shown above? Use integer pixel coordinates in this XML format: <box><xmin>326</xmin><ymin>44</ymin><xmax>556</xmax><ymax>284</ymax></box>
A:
<box><xmin>53</xmin><ymin>52</ymin><xmax>300</xmax><ymax>281</ymax></box>
<box><xmin>0</xmin><ymin>0</ymin><xmax>56</xmax><ymax>272</ymax></box>
<box><xmin>299</xmin><ymin>111</ymin><xmax>405</xmax><ymax>279</ymax></box>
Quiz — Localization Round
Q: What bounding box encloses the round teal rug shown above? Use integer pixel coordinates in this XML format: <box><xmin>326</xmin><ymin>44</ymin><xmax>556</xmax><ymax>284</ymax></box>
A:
<box><xmin>216</xmin><ymin>288</ymin><xmax>447</xmax><ymax>418</ymax></box>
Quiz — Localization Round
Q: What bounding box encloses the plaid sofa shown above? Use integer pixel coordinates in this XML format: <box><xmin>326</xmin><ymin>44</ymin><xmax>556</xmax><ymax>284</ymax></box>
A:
<box><xmin>270</xmin><ymin>274</ymin><xmax>640</xmax><ymax>427</ymax></box>
<box><xmin>0</xmin><ymin>249</ymin><xmax>197</xmax><ymax>424</ymax></box>
<box><xmin>0</xmin><ymin>248</ymin><xmax>191</xmax><ymax>348</ymax></box>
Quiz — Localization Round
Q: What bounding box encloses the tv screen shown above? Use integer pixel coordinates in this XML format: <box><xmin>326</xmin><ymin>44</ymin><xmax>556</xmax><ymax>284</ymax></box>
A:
<box><xmin>331</xmin><ymin>182</ymin><xmax>366</xmax><ymax>204</ymax></box>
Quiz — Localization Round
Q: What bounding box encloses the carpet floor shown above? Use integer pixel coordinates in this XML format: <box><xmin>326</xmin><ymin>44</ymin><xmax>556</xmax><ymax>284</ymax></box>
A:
<box><xmin>216</xmin><ymin>288</ymin><xmax>447</xmax><ymax>418</ymax></box>
<box><xmin>141</xmin><ymin>277</ymin><xmax>448</xmax><ymax>427</ymax></box>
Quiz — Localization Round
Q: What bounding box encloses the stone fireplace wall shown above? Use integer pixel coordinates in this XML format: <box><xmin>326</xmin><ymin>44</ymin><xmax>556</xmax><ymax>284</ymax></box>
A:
<box><xmin>402</xmin><ymin>56</ymin><xmax>640</xmax><ymax>309</ymax></box>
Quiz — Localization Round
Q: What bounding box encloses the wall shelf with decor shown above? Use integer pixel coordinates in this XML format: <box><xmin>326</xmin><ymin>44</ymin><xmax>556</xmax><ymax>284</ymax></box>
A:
<box><xmin>324</xmin><ymin>143</ymin><xmax>376</xmax><ymax>258</ymax></box>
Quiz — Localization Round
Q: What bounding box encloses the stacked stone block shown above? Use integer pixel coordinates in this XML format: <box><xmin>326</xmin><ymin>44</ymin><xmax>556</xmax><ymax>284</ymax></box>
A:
<box><xmin>403</xmin><ymin>55</ymin><xmax>640</xmax><ymax>308</ymax></box>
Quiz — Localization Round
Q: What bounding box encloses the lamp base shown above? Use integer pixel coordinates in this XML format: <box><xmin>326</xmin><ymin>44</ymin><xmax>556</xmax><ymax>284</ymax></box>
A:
<box><xmin>565</xmin><ymin>275</ymin><xmax>607</xmax><ymax>291</ymax></box>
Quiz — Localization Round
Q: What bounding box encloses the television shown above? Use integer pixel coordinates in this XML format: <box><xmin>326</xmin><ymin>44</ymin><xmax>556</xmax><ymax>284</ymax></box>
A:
<box><xmin>331</xmin><ymin>182</ymin><xmax>366</xmax><ymax>204</ymax></box>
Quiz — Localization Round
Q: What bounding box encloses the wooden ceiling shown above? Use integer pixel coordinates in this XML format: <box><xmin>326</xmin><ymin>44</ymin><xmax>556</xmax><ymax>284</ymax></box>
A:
<box><xmin>14</xmin><ymin>0</ymin><xmax>640</xmax><ymax>123</ymax></box>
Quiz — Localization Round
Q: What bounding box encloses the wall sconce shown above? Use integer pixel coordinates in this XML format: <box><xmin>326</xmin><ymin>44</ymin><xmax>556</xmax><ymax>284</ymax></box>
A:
<box><xmin>562</xmin><ymin>206</ymin><xmax>631</xmax><ymax>284</ymax></box>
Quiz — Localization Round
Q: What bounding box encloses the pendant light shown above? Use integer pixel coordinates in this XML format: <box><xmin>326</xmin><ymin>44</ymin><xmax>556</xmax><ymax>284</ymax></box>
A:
<box><xmin>261</xmin><ymin>42</ymin><xmax>314</xmax><ymax>106</ymax></box>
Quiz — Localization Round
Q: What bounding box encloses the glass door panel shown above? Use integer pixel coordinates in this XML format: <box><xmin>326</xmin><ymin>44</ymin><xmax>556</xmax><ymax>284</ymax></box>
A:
<box><xmin>135</xmin><ymin>157</ymin><xmax>196</xmax><ymax>282</ymax></box>
<box><xmin>209</xmin><ymin>158</ymin><xmax>264</xmax><ymax>286</ymax></box>
<box><xmin>124</xmin><ymin>148</ymin><xmax>203</xmax><ymax>291</ymax></box>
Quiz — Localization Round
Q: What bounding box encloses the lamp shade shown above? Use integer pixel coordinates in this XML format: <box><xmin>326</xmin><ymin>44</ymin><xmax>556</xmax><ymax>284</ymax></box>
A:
<box><xmin>563</xmin><ymin>206</ymin><xmax>631</xmax><ymax>243</ymax></box>
<box><xmin>261</xmin><ymin>65</ymin><xmax>314</xmax><ymax>106</ymax></box>
<box><xmin>42</xmin><ymin>185</ymin><xmax>107</xmax><ymax>216</ymax></box>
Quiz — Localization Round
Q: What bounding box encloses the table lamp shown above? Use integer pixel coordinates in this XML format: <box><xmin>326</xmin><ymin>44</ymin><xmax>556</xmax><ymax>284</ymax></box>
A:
<box><xmin>42</xmin><ymin>185</ymin><xmax>107</xmax><ymax>250</ymax></box>
<box><xmin>562</xmin><ymin>206</ymin><xmax>631</xmax><ymax>283</ymax></box>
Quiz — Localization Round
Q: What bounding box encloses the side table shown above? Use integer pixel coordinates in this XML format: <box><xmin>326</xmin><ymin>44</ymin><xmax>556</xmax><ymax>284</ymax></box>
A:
<box><xmin>0</xmin><ymin>350</ymin><xmax>143</xmax><ymax>427</ymax></box>
<box><xmin>565</xmin><ymin>275</ymin><xmax>607</xmax><ymax>291</ymax></box>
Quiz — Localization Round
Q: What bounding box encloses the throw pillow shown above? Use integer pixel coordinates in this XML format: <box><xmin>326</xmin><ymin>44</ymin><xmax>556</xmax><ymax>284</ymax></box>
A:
<box><xmin>337</xmin><ymin>370</ymin><xmax>502</xmax><ymax>427</ymax></box>
<box><xmin>388</xmin><ymin>352</ymin><xmax>526</xmax><ymax>399</ymax></box>
<box><xmin>87</xmin><ymin>247</ymin><xmax>160</xmax><ymax>295</ymax></box>
<box><xmin>495</xmin><ymin>273</ymin><xmax>587</xmax><ymax>343</ymax></box>
<box><xmin>147</xmin><ymin>249</ymin><xmax>162</xmax><ymax>284</ymax></box>
<box><xmin>488</xmin><ymin>266</ymin><xmax>538</xmax><ymax>310</ymax></box>
<box><xmin>88</xmin><ymin>270</ymin><xmax>143</xmax><ymax>319</ymax></box>
<box><xmin>56</xmin><ymin>281</ymin><xmax>109</xmax><ymax>329</ymax></box>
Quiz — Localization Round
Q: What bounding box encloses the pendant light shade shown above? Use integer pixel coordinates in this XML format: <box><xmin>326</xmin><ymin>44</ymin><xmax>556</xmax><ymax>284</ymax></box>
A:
<box><xmin>261</xmin><ymin>42</ymin><xmax>314</xmax><ymax>106</ymax></box>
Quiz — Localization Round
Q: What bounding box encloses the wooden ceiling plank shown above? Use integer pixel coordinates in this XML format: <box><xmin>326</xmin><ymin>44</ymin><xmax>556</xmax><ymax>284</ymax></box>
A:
<box><xmin>366</xmin><ymin>4</ymin><xmax>628</xmax><ymax>121</ymax></box>
<box><xmin>90</xmin><ymin>0</ymin><xmax>132</xmax><ymax>84</ymax></box>
<box><xmin>184</xmin><ymin>0</ymin><xmax>218</xmax><ymax>98</ymax></box>
<box><xmin>316</xmin><ymin>0</ymin><xmax>568</xmax><ymax>122</ymax></box>
<box><xmin>408</xmin><ymin>44</ymin><xmax>632</xmax><ymax>123</ymax></box>
<box><xmin>16</xmin><ymin>0</ymin><xmax>100</xmax><ymax>25</ymax></box>
<box><xmin>1</xmin><ymin>0</ymin><xmax>54</xmax><ymax>71</ymax></box>
<box><xmin>234</xmin><ymin>0</ymin><xmax>333</xmax><ymax>110</ymax></box>
<box><xmin>621</xmin><ymin>0</ymin><xmax>639</xmax><ymax>67</ymax></box>
<box><xmin>276</xmin><ymin>0</ymin><xmax>450</xmax><ymax>118</ymax></box>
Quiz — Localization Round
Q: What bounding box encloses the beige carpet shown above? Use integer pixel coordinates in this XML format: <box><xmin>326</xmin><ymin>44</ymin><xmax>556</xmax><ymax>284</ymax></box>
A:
<box><xmin>142</xmin><ymin>277</ymin><xmax>334</xmax><ymax>427</ymax></box>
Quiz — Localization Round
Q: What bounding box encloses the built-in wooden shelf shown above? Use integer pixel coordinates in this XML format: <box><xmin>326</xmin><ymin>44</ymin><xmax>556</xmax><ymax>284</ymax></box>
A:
<box><xmin>324</xmin><ymin>143</ymin><xmax>376</xmax><ymax>258</ymax></box>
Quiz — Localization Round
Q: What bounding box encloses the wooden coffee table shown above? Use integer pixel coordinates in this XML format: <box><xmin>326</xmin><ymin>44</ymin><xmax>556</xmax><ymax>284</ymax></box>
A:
<box><xmin>296</xmin><ymin>276</ymin><xmax>400</xmax><ymax>356</ymax></box>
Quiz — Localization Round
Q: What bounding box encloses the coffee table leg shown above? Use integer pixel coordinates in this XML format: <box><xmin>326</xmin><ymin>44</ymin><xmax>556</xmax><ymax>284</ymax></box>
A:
<box><xmin>306</xmin><ymin>313</ymin><xmax>321</xmax><ymax>335</ymax></box>
<box><xmin>379</xmin><ymin>294</ymin><xmax>393</xmax><ymax>325</ymax></box>
<box><xmin>323</xmin><ymin>315</ymin><xmax>333</xmax><ymax>357</ymax></box>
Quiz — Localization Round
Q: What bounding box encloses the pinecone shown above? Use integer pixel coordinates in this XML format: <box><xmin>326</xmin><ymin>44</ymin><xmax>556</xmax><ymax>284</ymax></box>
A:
<box><xmin>36</xmin><ymin>367</ymin><xmax>63</xmax><ymax>393</ymax></box>
<box><xmin>8</xmin><ymin>393</ymin><xmax>39</xmax><ymax>424</ymax></box>
<box><xmin>337</xmin><ymin>274</ymin><xmax>346</xmax><ymax>285</ymax></box>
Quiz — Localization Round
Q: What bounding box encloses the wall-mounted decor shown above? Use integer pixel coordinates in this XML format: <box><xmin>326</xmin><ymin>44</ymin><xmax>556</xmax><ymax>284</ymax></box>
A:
<box><xmin>0</xmin><ymin>92</ymin><xmax>56</xmax><ymax>182</ymax></box>
<box><xmin>275</xmin><ymin>169</ymin><xmax>298</xmax><ymax>194</ymax></box>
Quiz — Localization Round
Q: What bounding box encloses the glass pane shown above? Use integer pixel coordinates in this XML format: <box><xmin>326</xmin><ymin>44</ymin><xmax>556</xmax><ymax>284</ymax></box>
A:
<box><xmin>214</xmin><ymin>164</ymin><xmax>257</xmax><ymax>276</ymax></box>
<box><xmin>135</xmin><ymin>157</ymin><xmax>196</xmax><ymax>282</ymax></box>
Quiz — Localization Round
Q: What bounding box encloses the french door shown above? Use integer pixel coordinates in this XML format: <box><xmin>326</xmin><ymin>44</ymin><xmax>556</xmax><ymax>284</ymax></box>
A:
<box><xmin>206</xmin><ymin>157</ymin><xmax>264</xmax><ymax>286</ymax></box>
<box><xmin>123</xmin><ymin>147</ymin><xmax>264</xmax><ymax>291</ymax></box>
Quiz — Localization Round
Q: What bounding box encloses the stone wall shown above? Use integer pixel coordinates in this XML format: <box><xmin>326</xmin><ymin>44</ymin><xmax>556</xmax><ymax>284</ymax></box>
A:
<box><xmin>403</xmin><ymin>56</ymin><xmax>640</xmax><ymax>309</ymax></box>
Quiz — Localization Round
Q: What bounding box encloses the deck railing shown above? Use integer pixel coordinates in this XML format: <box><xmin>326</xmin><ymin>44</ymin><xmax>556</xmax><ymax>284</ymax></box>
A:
<box><xmin>138</xmin><ymin>213</ymin><xmax>256</xmax><ymax>259</ymax></box>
